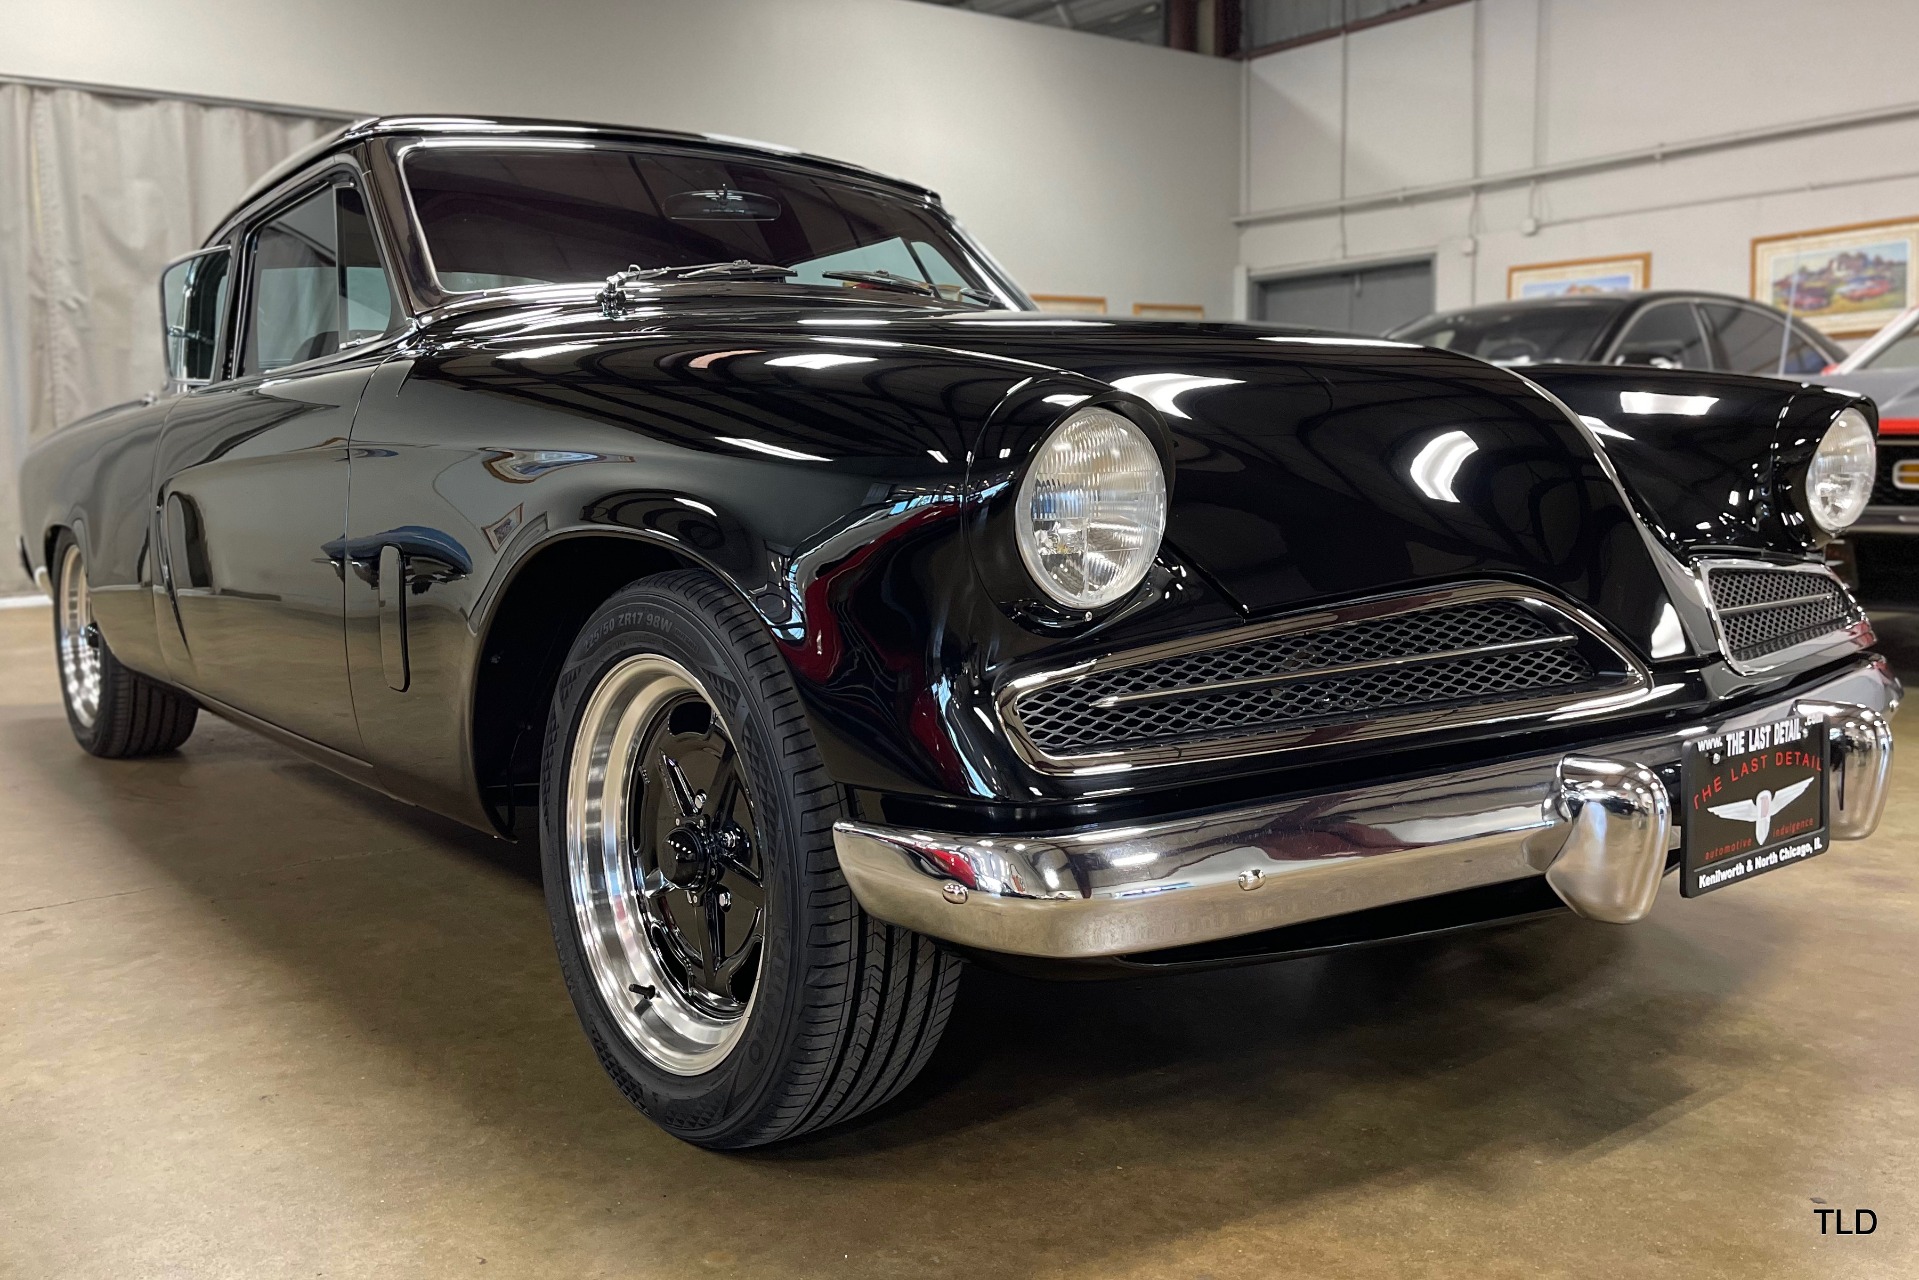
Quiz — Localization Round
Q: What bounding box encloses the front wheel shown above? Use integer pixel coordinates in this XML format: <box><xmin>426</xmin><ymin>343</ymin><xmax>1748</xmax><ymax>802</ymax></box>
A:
<box><xmin>51</xmin><ymin>532</ymin><xmax>198</xmax><ymax>757</ymax></box>
<box><xmin>539</xmin><ymin>570</ymin><xmax>962</xmax><ymax>1149</ymax></box>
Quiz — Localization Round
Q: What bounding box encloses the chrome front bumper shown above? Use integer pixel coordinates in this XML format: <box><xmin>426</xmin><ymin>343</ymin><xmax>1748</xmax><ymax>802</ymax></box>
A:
<box><xmin>833</xmin><ymin>659</ymin><xmax>1899</xmax><ymax>959</ymax></box>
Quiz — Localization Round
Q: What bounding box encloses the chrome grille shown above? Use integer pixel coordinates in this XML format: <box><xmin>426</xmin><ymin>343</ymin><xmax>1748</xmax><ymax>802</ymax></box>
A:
<box><xmin>1702</xmin><ymin>564</ymin><xmax>1863</xmax><ymax>667</ymax></box>
<box><xmin>1003</xmin><ymin>591</ymin><xmax>1637</xmax><ymax>768</ymax></box>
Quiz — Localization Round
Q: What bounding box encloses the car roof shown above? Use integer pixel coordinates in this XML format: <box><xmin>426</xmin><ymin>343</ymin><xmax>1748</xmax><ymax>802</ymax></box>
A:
<box><xmin>233</xmin><ymin>113</ymin><xmax>934</xmax><ymax>215</ymax></box>
<box><xmin>1408</xmin><ymin>290</ymin><xmax>1767</xmax><ymax>319</ymax></box>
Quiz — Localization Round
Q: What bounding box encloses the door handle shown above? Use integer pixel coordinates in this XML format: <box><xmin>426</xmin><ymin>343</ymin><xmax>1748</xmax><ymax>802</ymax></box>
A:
<box><xmin>377</xmin><ymin>544</ymin><xmax>409</xmax><ymax>692</ymax></box>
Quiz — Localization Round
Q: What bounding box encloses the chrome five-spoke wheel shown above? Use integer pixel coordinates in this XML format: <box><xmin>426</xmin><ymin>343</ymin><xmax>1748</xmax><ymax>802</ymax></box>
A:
<box><xmin>566</xmin><ymin>654</ymin><xmax>766</xmax><ymax>1075</ymax></box>
<box><xmin>542</xmin><ymin>571</ymin><xmax>961</xmax><ymax>1147</ymax></box>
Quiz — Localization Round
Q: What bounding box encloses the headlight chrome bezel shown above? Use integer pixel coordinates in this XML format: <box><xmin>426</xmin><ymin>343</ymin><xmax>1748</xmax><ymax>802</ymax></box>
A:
<box><xmin>1013</xmin><ymin>406</ymin><xmax>1170</xmax><ymax>611</ymax></box>
<box><xmin>1803</xmin><ymin>406</ymin><xmax>1876</xmax><ymax>534</ymax></box>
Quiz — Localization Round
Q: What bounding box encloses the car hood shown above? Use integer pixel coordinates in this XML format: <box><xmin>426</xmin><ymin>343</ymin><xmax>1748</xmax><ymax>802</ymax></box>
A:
<box><xmin>432</xmin><ymin>300</ymin><xmax>1678</xmax><ymax>652</ymax></box>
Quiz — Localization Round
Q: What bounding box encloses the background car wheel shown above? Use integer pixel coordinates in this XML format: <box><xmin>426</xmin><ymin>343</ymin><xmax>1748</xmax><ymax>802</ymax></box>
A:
<box><xmin>51</xmin><ymin>532</ymin><xmax>198</xmax><ymax>758</ymax></box>
<box><xmin>540</xmin><ymin>570</ymin><xmax>963</xmax><ymax>1149</ymax></box>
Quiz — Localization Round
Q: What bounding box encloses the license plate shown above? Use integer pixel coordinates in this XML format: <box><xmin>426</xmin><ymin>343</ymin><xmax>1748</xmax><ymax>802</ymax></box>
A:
<box><xmin>1680</xmin><ymin>712</ymin><xmax>1830</xmax><ymax>897</ymax></box>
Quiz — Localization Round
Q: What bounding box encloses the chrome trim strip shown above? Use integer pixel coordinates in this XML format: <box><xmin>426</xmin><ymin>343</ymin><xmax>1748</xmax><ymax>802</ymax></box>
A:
<box><xmin>1695</xmin><ymin>558</ymin><xmax>1871</xmax><ymax>677</ymax></box>
<box><xmin>1097</xmin><ymin>633</ymin><xmax>1578</xmax><ymax>708</ymax></box>
<box><xmin>997</xmin><ymin>581</ymin><xmax>1651</xmax><ymax>775</ymax></box>
<box><xmin>1714</xmin><ymin>591</ymin><xmax>1845</xmax><ymax>615</ymax></box>
<box><xmin>1845</xmin><ymin>509</ymin><xmax>1919</xmax><ymax>534</ymax></box>
<box><xmin>836</xmin><ymin>659</ymin><xmax>1898</xmax><ymax>959</ymax></box>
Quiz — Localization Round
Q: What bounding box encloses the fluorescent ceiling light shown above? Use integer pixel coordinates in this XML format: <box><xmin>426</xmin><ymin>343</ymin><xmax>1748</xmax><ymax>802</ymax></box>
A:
<box><xmin>765</xmin><ymin>352</ymin><xmax>876</xmax><ymax>370</ymax></box>
<box><xmin>1619</xmin><ymin>391</ymin><xmax>1718</xmax><ymax>416</ymax></box>
<box><xmin>716</xmin><ymin>437</ymin><xmax>831</xmax><ymax>462</ymax></box>
<box><xmin>1409</xmin><ymin>429</ymin><xmax>1479</xmax><ymax>503</ymax></box>
<box><xmin>1109</xmin><ymin>373</ymin><xmax>1242</xmax><ymax>420</ymax></box>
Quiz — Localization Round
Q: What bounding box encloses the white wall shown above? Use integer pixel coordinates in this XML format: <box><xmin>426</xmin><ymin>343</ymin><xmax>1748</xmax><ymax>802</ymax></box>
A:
<box><xmin>1240</xmin><ymin>0</ymin><xmax>1919</xmax><ymax>329</ymax></box>
<box><xmin>0</xmin><ymin>0</ymin><xmax>1241</xmax><ymax>318</ymax></box>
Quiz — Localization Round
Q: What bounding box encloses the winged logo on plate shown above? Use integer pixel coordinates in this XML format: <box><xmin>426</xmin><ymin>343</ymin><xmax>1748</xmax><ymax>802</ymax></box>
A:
<box><xmin>1707</xmin><ymin>777</ymin><xmax>1817</xmax><ymax>845</ymax></box>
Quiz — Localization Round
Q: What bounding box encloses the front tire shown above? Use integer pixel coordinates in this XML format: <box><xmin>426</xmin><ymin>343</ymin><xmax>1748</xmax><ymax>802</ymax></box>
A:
<box><xmin>51</xmin><ymin>532</ymin><xmax>198</xmax><ymax>758</ymax></box>
<box><xmin>539</xmin><ymin>570</ymin><xmax>962</xmax><ymax>1149</ymax></box>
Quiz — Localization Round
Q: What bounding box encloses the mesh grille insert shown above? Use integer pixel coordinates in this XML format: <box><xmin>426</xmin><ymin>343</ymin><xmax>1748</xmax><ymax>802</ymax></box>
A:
<box><xmin>1009</xmin><ymin>598</ymin><xmax>1613</xmax><ymax>761</ymax></box>
<box><xmin>1704</xmin><ymin>567</ymin><xmax>1861</xmax><ymax>664</ymax></box>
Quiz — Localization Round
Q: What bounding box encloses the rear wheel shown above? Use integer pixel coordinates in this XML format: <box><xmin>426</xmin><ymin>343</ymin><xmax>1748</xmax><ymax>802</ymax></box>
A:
<box><xmin>540</xmin><ymin>570</ymin><xmax>962</xmax><ymax>1148</ymax></box>
<box><xmin>51</xmin><ymin>533</ymin><xmax>198</xmax><ymax>758</ymax></box>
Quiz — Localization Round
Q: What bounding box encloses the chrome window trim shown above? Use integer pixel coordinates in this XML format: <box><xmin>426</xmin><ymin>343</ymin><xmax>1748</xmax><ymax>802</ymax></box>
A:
<box><xmin>995</xmin><ymin>581</ymin><xmax>1655</xmax><ymax>775</ymax></box>
<box><xmin>1695</xmin><ymin>557</ymin><xmax>1872</xmax><ymax>677</ymax></box>
<box><xmin>224</xmin><ymin>162</ymin><xmax>416</xmax><ymax>386</ymax></box>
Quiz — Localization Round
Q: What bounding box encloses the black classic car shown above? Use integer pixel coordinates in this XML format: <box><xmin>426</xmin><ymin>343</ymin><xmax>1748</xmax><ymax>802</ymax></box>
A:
<box><xmin>1391</xmin><ymin>291</ymin><xmax>1846</xmax><ymax>375</ymax></box>
<box><xmin>16</xmin><ymin>117</ymin><xmax>1899</xmax><ymax>1149</ymax></box>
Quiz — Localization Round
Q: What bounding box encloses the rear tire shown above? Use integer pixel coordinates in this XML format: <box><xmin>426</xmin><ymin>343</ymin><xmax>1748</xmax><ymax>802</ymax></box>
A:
<box><xmin>51</xmin><ymin>532</ymin><xmax>198</xmax><ymax>758</ymax></box>
<box><xmin>539</xmin><ymin>570</ymin><xmax>962</xmax><ymax>1149</ymax></box>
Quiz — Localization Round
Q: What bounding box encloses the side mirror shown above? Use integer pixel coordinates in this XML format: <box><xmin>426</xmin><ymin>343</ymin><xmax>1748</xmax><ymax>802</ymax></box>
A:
<box><xmin>159</xmin><ymin>247</ymin><xmax>231</xmax><ymax>388</ymax></box>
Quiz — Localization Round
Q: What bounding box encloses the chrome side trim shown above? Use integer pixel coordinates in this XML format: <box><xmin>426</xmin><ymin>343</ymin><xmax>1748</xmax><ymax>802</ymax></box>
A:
<box><xmin>1696</xmin><ymin>557</ymin><xmax>1871</xmax><ymax>677</ymax></box>
<box><xmin>996</xmin><ymin>581</ymin><xmax>1652</xmax><ymax>775</ymax></box>
<box><xmin>1796</xmin><ymin>699</ymin><xmax>1895</xmax><ymax>839</ymax></box>
<box><xmin>837</xmin><ymin>658</ymin><xmax>1898</xmax><ymax>960</ymax></box>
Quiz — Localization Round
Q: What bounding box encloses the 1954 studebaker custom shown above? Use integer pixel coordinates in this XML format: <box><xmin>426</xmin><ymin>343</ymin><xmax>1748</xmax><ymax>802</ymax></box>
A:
<box><xmin>16</xmin><ymin>116</ymin><xmax>1899</xmax><ymax>1148</ymax></box>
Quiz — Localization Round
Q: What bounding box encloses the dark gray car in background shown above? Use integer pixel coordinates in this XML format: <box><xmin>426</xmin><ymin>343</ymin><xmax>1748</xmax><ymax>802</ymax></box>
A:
<box><xmin>1390</xmin><ymin>290</ymin><xmax>1846</xmax><ymax>376</ymax></box>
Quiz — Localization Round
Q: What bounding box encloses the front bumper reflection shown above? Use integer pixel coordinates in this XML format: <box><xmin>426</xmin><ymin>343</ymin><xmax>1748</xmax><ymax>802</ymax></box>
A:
<box><xmin>833</xmin><ymin>659</ymin><xmax>1899</xmax><ymax>959</ymax></box>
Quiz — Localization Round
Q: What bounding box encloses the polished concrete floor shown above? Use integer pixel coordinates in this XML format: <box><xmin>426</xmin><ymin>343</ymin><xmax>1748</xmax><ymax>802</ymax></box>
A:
<box><xmin>2</xmin><ymin>602</ymin><xmax>1917</xmax><ymax>1279</ymax></box>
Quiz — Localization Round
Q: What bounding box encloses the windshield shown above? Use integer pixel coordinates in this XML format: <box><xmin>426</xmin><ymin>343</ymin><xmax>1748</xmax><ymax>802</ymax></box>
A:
<box><xmin>402</xmin><ymin>143</ymin><xmax>1012</xmax><ymax>305</ymax></box>
<box><xmin>1858</xmin><ymin>317</ymin><xmax>1919</xmax><ymax>370</ymax></box>
<box><xmin>1392</xmin><ymin>300</ymin><xmax>1623</xmax><ymax>364</ymax></box>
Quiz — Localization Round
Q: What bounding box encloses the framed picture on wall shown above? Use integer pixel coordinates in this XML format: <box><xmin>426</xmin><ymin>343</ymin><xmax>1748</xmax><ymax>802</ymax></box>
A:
<box><xmin>1030</xmin><ymin>294</ymin><xmax>1107</xmax><ymax>315</ymax></box>
<box><xmin>1751</xmin><ymin>217</ymin><xmax>1919</xmax><ymax>338</ymax></box>
<box><xmin>1507</xmin><ymin>253</ymin><xmax>1651</xmax><ymax>299</ymax></box>
<box><xmin>1133</xmin><ymin>302</ymin><xmax>1206</xmax><ymax>320</ymax></box>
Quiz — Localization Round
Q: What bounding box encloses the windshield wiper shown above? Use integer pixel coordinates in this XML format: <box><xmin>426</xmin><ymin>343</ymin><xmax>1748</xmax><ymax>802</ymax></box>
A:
<box><xmin>601</xmin><ymin>260</ymin><xmax>798</xmax><ymax>314</ymax></box>
<box><xmin>822</xmin><ymin>268</ymin><xmax>938</xmax><ymax>297</ymax></box>
<box><xmin>600</xmin><ymin>260</ymin><xmax>998</xmax><ymax>315</ymax></box>
<box><xmin>823</xmin><ymin>269</ymin><xmax>997</xmax><ymax>307</ymax></box>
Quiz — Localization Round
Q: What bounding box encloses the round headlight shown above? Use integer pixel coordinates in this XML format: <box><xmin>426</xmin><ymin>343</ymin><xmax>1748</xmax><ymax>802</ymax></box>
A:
<box><xmin>1015</xmin><ymin>408</ymin><xmax>1167</xmax><ymax>610</ymax></box>
<box><xmin>1805</xmin><ymin>407</ymin><xmax>1876</xmax><ymax>533</ymax></box>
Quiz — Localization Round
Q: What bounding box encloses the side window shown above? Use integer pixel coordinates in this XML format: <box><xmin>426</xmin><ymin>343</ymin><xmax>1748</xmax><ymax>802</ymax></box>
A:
<box><xmin>1699</xmin><ymin>302</ymin><xmax>1825</xmax><ymax>375</ymax></box>
<box><xmin>241</xmin><ymin>179</ymin><xmax>398</xmax><ymax>376</ymax></box>
<box><xmin>339</xmin><ymin>185</ymin><xmax>398</xmax><ymax>343</ymax></box>
<box><xmin>1783</xmin><ymin>319</ymin><xmax>1834</xmax><ymax>375</ymax></box>
<box><xmin>1611</xmin><ymin>302</ymin><xmax>1709</xmax><ymax>369</ymax></box>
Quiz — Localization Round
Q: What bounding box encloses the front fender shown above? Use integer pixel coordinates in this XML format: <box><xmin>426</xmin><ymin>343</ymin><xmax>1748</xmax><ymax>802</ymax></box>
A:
<box><xmin>1521</xmin><ymin>365</ymin><xmax>1870</xmax><ymax>556</ymax></box>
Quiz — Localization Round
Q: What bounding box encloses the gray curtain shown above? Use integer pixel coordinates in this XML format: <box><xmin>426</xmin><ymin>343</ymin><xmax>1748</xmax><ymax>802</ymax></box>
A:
<box><xmin>0</xmin><ymin>83</ymin><xmax>343</xmax><ymax>592</ymax></box>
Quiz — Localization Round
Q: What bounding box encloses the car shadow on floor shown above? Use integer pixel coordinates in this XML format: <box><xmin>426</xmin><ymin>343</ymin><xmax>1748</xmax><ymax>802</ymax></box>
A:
<box><xmin>4</xmin><ymin>701</ymin><xmax>1793</xmax><ymax>1275</ymax></box>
